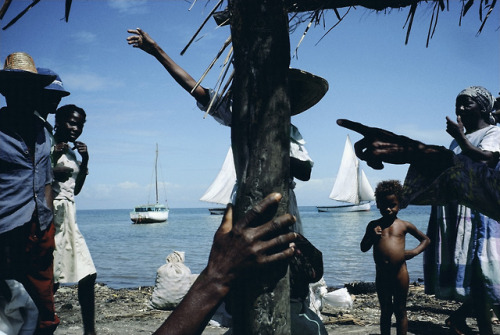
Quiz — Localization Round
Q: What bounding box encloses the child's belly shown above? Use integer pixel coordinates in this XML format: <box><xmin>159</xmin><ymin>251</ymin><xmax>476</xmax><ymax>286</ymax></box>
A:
<box><xmin>373</xmin><ymin>244</ymin><xmax>405</xmax><ymax>267</ymax></box>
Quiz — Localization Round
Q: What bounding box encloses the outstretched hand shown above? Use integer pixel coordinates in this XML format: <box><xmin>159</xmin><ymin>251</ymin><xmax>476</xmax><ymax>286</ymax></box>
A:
<box><xmin>206</xmin><ymin>193</ymin><xmax>297</xmax><ymax>285</ymax></box>
<box><xmin>126</xmin><ymin>28</ymin><xmax>156</xmax><ymax>54</ymax></box>
<box><xmin>337</xmin><ymin>119</ymin><xmax>421</xmax><ymax>169</ymax></box>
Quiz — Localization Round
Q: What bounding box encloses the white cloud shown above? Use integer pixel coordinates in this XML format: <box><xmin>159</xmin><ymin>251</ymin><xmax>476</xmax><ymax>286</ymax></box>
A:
<box><xmin>63</xmin><ymin>73</ymin><xmax>125</xmax><ymax>92</ymax></box>
<box><xmin>108</xmin><ymin>0</ymin><xmax>149</xmax><ymax>14</ymax></box>
<box><xmin>72</xmin><ymin>31</ymin><xmax>97</xmax><ymax>44</ymax></box>
<box><xmin>118</xmin><ymin>181</ymin><xmax>141</xmax><ymax>189</ymax></box>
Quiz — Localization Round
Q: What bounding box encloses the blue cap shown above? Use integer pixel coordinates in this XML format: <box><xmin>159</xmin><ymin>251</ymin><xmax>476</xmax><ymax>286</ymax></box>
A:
<box><xmin>37</xmin><ymin>67</ymin><xmax>70</xmax><ymax>97</ymax></box>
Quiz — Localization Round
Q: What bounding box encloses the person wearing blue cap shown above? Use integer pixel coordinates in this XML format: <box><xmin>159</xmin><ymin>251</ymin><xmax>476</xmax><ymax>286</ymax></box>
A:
<box><xmin>0</xmin><ymin>52</ymin><xmax>60</xmax><ymax>334</ymax></box>
<box><xmin>36</xmin><ymin>67</ymin><xmax>70</xmax><ymax>133</ymax></box>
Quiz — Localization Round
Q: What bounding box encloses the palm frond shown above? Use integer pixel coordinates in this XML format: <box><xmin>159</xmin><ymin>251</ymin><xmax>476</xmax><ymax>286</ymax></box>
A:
<box><xmin>0</xmin><ymin>0</ymin><xmax>13</xmax><ymax>20</ymax></box>
<box><xmin>181</xmin><ymin>0</ymin><xmax>223</xmax><ymax>56</ymax></box>
<box><xmin>2</xmin><ymin>0</ymin><xmax>40</xmax><ymax>30</ymax></box>
<box><xmin>404</xmin><ymin>3</ymin><xmax>418</xmax><ymax>45</ymax></box>
<box><xmin>65</xmin><ymin>0</ymin><xmax>72</xmax><ymax>22</ymax></box>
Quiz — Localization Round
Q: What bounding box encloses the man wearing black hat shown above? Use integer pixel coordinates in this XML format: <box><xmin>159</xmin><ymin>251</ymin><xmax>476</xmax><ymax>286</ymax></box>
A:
<box><xmin>0</xmin><ymin>52</ymin><xmax>60</xmax><ymax>334</ymax></box>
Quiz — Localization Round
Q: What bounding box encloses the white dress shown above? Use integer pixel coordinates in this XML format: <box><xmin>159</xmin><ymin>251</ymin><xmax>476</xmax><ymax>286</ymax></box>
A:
<box><xmin>52</xmin><ymin>149</ymin><xmax>96</xmax><ymax>283</ymax></box>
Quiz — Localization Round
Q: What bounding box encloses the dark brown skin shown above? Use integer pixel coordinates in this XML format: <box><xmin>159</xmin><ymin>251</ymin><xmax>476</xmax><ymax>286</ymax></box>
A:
<box><xmin>153</xmin><ymin>193</ymin><xmax>298</xmax><ymax>335</ymax></box>
<box><xmin>127</xmin><ymin>28</ymin><xmax>313</xmax><ymax>182</ymax></box>
<box><xmin>446</xmin><ymin>95</ymin><xmax>497</xmax><ymax>167</ymax></box>
<box><xmin>52</xmin><ymin>109</ymin><xmax>94</xmax><ymax>334</ymax></box>
<box><xmin>361</xmin><ymin>194</ymin><xmax>429</xmax><ymax>335</ymax></box>
<box><xmin>126</xmin><ymin>28</ymin><xmax>210</xmax><ymax>106</ymax></box>
<box><xmin>53</xmin><ymin>111</ymin><xmax>88</xmax><ymax>194</ymax></box>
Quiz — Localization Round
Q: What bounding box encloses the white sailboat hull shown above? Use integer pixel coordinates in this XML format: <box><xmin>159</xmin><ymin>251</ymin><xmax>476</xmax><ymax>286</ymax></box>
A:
<box><xmin>130</xmin><ymin>205</ymin><xmax>169</xmax><ymax>224</ymax></box>
<box><xmin>131</xmin><ymin>144</ymin><xmax>169</xmax><ymax>224</ymax></box>
<box><xmin>317</xmin><ymin>202</ymin><xmax>371</xmax><ymax>213</ymax></box>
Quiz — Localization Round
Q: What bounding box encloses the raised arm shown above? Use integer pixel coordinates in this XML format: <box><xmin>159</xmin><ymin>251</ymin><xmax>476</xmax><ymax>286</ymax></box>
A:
<box><xmin>126</xmin><ymin>28</ymin><xmax>210</xmax><ymax>106</ymax></box>
<box><xmin>153</xmin><ymin>193</ymin><xmax>298</xmax><ymax>335</ymax></box>
<box><xmin>446</xmin><ymin>116</ymin><xmax>498</xmax><ymax>167</ymax></box>
<box><xmin>404</xmin><ymin>222</ymin><xmax>430</xmax><ymax>260</ymax></box>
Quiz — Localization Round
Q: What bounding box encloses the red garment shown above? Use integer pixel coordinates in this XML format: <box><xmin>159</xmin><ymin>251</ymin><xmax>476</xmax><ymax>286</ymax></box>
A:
<box><xmin>0</xmin><ymin>213</ymin><xmax>59</xmax><ymax>334</ymax></box>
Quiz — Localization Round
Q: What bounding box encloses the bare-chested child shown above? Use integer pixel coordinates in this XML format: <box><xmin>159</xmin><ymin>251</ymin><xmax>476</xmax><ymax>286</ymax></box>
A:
<box><xmin>360</xmin><ymin>180</ymin><xmax>430</xmax><ymax>335</ymax></box>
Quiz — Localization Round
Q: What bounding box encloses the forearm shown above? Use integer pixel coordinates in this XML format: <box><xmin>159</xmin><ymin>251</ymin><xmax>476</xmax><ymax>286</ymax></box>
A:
<box><xmin>405</xmin><ymin>239</ymin><xmax>430</xmax><ymax>259</ymax></box>
<box><xmin>409</xmin><ymin>143</ymin><xmax>455</xmax><ymax>178</ymax></box>
<box><xmin>360</xmin><ymin>237</ymin><xmax>373</xmax><ymax>252</ymax></box>
<box><xmin>149</xmin><ymin>43</ymin><xmax>209</xmax><ymax>106</ymax></box>
<box><xmin>153</xmin><ymin>268</ymin><xmax>229</xmax><ymax>335</ymax></box>
<box><xmin>404</xmin><ymin>154</ymin><xmax>500</xmax><ymax>220</ymax></box>
<box><xmin>456</xmin><ymin>139</ymin><xmax>497</xmax><ymax>166</ymax></box>
<box><xmin>74</xmin><ymin>159</ymin><xmax>88</xmax><ymax>196</ymax></box>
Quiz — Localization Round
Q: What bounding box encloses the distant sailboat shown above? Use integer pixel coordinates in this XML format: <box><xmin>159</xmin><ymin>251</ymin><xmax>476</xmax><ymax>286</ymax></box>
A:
<box><xmin>317</xmin><ymin>135</ymin><xmax>375</xmax><ymax>212</ymax></box>
<box><xmin>130</xmin><ymin>144</ymin><xmax>169</xmax><ymax>223</ymax></box>
<box><xmin>200</xmin><ymin>147</ymin><xmax>236</xmax><ymax>215</ymax></box>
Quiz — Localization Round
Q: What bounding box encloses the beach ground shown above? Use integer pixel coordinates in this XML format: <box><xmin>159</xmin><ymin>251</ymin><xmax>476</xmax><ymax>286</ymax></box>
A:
<box><xmin>53</xmin><ymin>283</ymin><xmax>499</xmax><ymax>335</ymax></box>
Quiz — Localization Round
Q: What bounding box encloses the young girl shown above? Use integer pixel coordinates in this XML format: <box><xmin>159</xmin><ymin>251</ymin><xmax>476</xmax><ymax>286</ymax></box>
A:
<box><xmin>52</xmin><ymin>104</ymin><xmax>96</xmax><ymax>335</ymax></box>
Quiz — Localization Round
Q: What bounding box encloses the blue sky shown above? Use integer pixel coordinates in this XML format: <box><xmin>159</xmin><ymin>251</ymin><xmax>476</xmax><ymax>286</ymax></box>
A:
<box><xmin>1</xmin><ymin>1</ymin><xmax>498</xmax><ymax>209</ymax></box>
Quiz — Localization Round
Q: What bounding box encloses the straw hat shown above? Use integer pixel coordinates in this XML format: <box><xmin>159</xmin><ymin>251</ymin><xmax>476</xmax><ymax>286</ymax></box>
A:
<box><xmin>0</xmin><ymin>52</ymin><xmax>56</xmax><ymax>95</ymax></box>
<box><xmin>37</xmin><ymin>67</ymin><xmax>70</xmax><ymax>97</ymax></box>
<box><xmin>289</xmin><ymin>68</ymin><xmax>329</xmax><ymax>116</ymax></box>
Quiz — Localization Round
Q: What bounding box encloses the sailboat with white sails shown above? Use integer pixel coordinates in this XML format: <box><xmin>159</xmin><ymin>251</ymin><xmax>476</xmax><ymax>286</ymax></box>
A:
<box><xmin>200</xmin><ymin>147</ymin><xmax>236</xmax><ymax>215</ymax></box>
<box><xmin>317</xmin><ymin>135</ymin><xmax>375</xmax><ymax>212</ymax></box>
<box><xmin>130</xmin><ymin>144</ymin><xmax>169</xmax><ymax>223</ymax></box>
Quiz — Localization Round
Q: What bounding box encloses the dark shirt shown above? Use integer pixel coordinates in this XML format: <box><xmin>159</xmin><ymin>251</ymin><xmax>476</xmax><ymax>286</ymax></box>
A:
<box><xmin>0</xmin><ymin>108</ymin><xmax>53</xmax><ymax>234</ymax></box>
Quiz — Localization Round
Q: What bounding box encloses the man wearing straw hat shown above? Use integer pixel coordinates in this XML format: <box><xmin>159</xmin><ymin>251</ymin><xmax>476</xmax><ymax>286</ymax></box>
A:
<box><xmin>0</xmin><ymin>52</ymin><xmax>60</xmax><ymax>334</ymax></box>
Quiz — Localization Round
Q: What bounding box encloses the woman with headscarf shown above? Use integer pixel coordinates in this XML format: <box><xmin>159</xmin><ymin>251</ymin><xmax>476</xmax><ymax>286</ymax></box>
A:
<box><xmin>424</xmin><ymin>86</ymin><xmax>500</xmax><ymax>335</ymax></box>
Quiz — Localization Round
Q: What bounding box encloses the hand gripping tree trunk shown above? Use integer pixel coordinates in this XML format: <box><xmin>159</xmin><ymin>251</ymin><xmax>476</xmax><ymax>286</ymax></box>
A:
<box><xmin>229</xmin><ymin>0</ymin><xmax>292</xmax><ymax>334</ymax></box>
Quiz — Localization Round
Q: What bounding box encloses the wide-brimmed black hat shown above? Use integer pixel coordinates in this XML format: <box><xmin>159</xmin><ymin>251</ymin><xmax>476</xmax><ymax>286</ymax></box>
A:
<box><xmin>289</xmin><ymin>68</ymin><xmax>329</xmax><ymax>116</ymax></box>
<box><xmin>0</xmin><ymin>52</ymin><xmax>56</xmax><ymax>95</ymax></box>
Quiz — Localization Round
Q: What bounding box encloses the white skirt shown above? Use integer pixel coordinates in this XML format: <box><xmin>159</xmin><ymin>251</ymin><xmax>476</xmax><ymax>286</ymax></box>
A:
<box><xmin>53</xmin><ymin>199</ymin><xmax>96</xmax><ymax>283</ymax></box>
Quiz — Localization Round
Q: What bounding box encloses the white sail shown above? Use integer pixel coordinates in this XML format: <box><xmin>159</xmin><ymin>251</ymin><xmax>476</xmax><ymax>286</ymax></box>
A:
<box><xmin>200</xmin><ymin>147</ymin><xmax>236</xmax><ymax>205</ymax></box>
<box><xmin>359</xmin><ymin>169</ymin><xmax>375</xmax><ymax>202</ymax></box>
<box><xmin>328</xmin><ymin>135</ymin><xmax>374</xmax><ymax>205</ymax></box>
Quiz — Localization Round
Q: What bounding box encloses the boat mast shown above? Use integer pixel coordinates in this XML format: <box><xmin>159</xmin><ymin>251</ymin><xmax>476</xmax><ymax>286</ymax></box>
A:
<box><xmin>155</xmin><ymin>143</ymin><xmax>159</xmax><ymax>204</ymax></box>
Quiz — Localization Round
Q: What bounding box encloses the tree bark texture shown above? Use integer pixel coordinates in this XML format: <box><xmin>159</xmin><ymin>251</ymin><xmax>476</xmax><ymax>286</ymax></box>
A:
<box><xmin>229</xmin><ymin>0</ymin><xmax>292</xmax><ymax>334</ymax></box>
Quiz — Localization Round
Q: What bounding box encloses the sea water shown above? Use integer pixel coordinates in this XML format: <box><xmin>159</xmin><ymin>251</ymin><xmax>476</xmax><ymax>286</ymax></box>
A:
<box><xmin>76</xmin><ymin>205</ymin><xmax>431</xmax><ymax>289</ymax></box>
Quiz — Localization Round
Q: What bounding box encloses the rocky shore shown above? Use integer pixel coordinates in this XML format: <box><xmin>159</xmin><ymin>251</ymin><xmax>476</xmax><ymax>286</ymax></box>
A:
<box><xmin>53</xmin><ymin>282</ymin><xmax>499</xmax><ymax>335</ymax></box>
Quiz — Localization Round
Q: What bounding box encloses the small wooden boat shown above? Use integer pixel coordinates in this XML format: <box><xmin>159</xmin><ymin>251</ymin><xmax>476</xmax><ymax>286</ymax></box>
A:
<box><xmin>208</xmin><ymin>208</ymin><xmax>225</xmax><ymax>215</ymax></box>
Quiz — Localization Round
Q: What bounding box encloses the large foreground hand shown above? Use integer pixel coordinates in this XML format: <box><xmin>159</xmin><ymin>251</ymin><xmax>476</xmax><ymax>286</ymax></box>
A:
<box><xmin>154</xmin><ymin>193</ymin><xmax>297</xmax><ymax>335</ymax></box>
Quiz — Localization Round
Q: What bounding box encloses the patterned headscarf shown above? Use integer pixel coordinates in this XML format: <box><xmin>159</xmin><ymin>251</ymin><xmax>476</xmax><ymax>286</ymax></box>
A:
<box><xmin>457</xmin><ymin>86</ymin><xmax>495</xmax><ymax>113</ymax></box>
